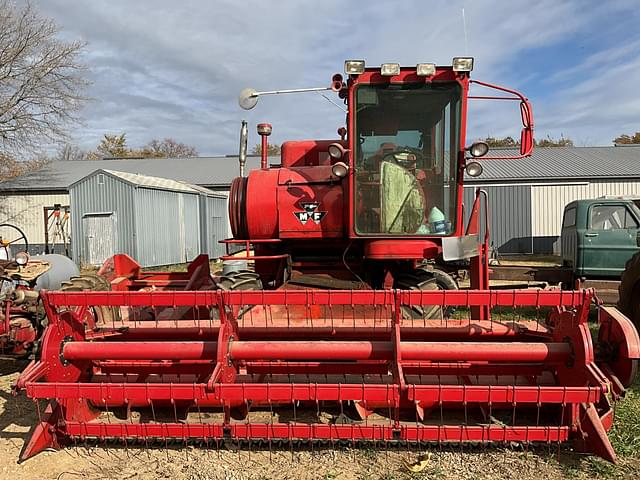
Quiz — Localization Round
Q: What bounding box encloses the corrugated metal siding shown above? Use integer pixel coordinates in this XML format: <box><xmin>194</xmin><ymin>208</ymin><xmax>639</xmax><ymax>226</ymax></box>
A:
<box><xmin>183</xmin><ymin>194</ymin><xmax>200</xmax><ymax>262</ymax></box>
<box><xmin>531</xmin><ymin>180</ymin><xmax>640</xmax><ymax>254</ymax></box>
<box><xmin>134</xmin><ymin>188</ymin><xmax>182</xmax><ymax>266</ymax></box>
<box><xmin>208</xmin><ymin>195</ymin><xmax>228</xmax><ymax>259</ymax></box>
<box><xmin>71</xmin><ymin>170</ymin><xmax>230</xmax><ymax>267</ymax></box>
<box><xmin>83</xmin><ymin>213</ymin><xmax>116</xmax><ymax>265</ymax></box>
<box><xmin>71</xmin><ymin>173</ymin><xmax>135</xmax><ymax>265</ymax></box>
<box><xmin>0</xmin><ymin>193</ymin><xmax>70</xmax><ymax>251</ymax></box>
<box><xmin>531</xmin><ymin>180</ymin><xmax>640</xmax><ymax>237</ymax></box>
<box><xmin>464</xmin><ymin>185</ymin><xmax>532</xmax><ymax>254</ymax></box>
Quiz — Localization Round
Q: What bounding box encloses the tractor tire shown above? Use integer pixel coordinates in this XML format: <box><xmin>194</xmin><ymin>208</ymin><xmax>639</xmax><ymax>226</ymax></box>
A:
<box><xmin>59</xmin><ymin>273</ymin><xmax>118</xmax><ymax>326</ymax></box>
<box><xmin>618</xmin><ymin>251</ymin><xmax>640</xmax><ymax>332</ymax></box>
<box><xmin>217</xmin><ymin>270</ymin><xmax>262</xmax><ymax>320</ymax></box>
<box><xmin>217</xmin><ymin>270</ymin><xmax>262</xmax><ymax>291</ymax></box>
<box><xmin>393</xmin><ymin>267</ymin><xmax>458</xmax><ymax>319</ymax></box>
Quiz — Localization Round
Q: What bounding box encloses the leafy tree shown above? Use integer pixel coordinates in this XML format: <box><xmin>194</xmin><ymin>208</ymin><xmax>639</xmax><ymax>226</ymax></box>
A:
<box><xmin>482</xmin><ymin>136</ymin><xmax>518</xmax><ymax>148</ymax></box>
<box><xmin>0</xmin><ymin>0</ymin><xmax>87</xmax><ymax>156</ymax></box>
<box><xmin>251</xmin><ymin>143</ymin><xmax>281</xmax><ymax>156</ymax></box>
<box><xmin>480</xmin><ymin>134</ymin><xmax>573</xmax><ymax>148</ymax></box>
<box><xmin>613</xmin><ymin>132</ymin><xmax>640</xmax><ymax>144</ymax></box>
<box><xmin>141</xmin><ymin>138</ymin><xmax>198</xmax><ymax>158</ymax></box>
<box><xmin>87</xmin><ymin>133</ymin><xmax>131</xmax><ymax>159</ymax></box>
<box><xmin>536</xmin><ymin>134</ymin><xmax>573</xmax><ymax>147</ymax></box>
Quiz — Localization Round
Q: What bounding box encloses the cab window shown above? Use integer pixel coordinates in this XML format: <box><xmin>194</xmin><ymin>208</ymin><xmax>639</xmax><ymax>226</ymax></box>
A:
<box><xmin>590</xmin><ymin>205</ymin><xmax>639</xmax><ymax>230</ymax></box>
<box><xmin>562</xmin><ymin>207</ymin><xmax>576</xmax><ymax>228</ymax></box>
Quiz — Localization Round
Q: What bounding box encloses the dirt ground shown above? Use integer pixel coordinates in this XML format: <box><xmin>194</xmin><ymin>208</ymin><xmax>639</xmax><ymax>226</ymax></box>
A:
<box><xmin>1</xmin><ymin>363</ymin><xmax>639</xmax><ymax>480</ymax></box>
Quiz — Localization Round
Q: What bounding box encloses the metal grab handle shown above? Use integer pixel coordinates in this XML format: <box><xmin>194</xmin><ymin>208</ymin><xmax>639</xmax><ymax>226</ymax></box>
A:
<box><xmin>585</xmin><ymin>233</ymin><xmax>599</xmax><ymax>237</ymax></box>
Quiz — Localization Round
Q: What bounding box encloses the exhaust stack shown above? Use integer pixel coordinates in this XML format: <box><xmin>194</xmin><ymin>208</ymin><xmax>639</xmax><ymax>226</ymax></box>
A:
<box><xmin>238</xmin><ymin>120</ymin><xmax>248</xmax><ymax>177</ymax></box>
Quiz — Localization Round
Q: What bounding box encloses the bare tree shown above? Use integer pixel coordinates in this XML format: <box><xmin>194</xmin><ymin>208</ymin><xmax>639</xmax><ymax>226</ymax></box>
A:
<box><xmin>55</xmin><ymin>142</ymin><xmax>87</xmax><ymax>161</ymax></box>
<box><xmin>0</xmin><ymin>152</ymin><xmax>47</xmax><ymax>182</ymax></box>
<box><xmin>142</xmin><ymin>138</ymin><xmax>198</xmax><ymax>158</ymax></box>
<box><xmin>0</xmin><ymin>1</ymin><xmax>88</xmax><ymax>155</ymax></box>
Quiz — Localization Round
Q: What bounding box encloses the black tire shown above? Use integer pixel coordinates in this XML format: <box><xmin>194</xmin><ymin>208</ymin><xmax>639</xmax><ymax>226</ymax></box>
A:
<box><xmin>393</xmin><ymin>267</ymin><xmax>458</xmax><ymax>319</ymax></box>
<box><xmin>217</xmin><ymin>270</ymin><xmax>262</xmax><ymax>291</ymax></box>
<box><xmin>217</xmin><ymin>270</ymin><xmax>262</xmax><ymax>320</ymax></box>
<box><xmin>60</xmin><ymin>274</ymin><xmax>118</xmax><ymax>326</ymax></box>
<box><xmin>618</xmin><ymin>251</ymin><xmax>640</xmax><ymax>332</ymax></box>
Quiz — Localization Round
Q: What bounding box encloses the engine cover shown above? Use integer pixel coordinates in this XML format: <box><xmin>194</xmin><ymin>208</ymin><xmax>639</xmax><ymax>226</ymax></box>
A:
<box><xmin>229</xmin><ymin>166</ymin><xmax>344</xmax><ymax>240</ymax></box>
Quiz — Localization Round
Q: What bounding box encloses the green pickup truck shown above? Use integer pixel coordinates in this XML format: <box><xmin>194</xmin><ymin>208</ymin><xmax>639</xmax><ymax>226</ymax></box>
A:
<box><xmin>561</xmin><ymin>197</ymin><xmax>640</xmax><ymax>278</ymax></box>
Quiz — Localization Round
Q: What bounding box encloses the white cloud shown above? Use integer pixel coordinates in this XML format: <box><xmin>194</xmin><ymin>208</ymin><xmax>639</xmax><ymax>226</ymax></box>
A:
<box><xmin>28</xmin><ymin>0</ymin><xmax>640</xmax><ymax>153</ymax></box>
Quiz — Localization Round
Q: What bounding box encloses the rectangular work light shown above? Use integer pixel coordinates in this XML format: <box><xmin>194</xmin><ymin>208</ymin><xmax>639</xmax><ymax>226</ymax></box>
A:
<box><xmin>416</xmin><ymin>63</ymin><xmax>436</xmax><ymax>76</ymax></box>
<box><xmin>452</xmin><ymin>57</ymin><xmax>474</xmax><ymax>72</ymax></box>
<box><xmin>344</xmin><ymin>60</ymin><xmax>365</xmax><ymax>75</ymax></box>
<box><xmin>380</xmin><ymin>63</ymin><xmax>400</xmax><ymax>76</ymax></box>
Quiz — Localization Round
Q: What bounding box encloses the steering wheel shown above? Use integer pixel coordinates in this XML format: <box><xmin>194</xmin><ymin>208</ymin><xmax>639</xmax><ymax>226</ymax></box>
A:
<box><xmin>0</xmin><ymin>223</ymin><xmax>29</xmax><ymax>258</ymax></box>
<box><xmin>382</xmin><ymin>147</ymin><xmax>425</xmax><ymax>168</ymax></box>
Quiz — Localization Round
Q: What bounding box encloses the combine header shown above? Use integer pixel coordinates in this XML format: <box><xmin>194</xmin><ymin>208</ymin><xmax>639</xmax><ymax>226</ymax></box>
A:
<box><xmin>15</xmin><ymin>59</ymin><xmax>639</xmax><ymax>463</ymax></box>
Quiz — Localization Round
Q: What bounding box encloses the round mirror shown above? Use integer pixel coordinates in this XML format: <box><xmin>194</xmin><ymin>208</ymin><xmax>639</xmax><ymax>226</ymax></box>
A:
<box><xmin>239</xmin><ymin>88</ymin><xmax>259</xmax><ymax>110</ymax></box>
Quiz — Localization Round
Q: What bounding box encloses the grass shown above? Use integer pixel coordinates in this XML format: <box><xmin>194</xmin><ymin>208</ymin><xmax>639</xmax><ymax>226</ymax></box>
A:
<box><xmin>609</xmin><ymin>380</ymin><xmax>640</xmax><ymax>456</ymax></box>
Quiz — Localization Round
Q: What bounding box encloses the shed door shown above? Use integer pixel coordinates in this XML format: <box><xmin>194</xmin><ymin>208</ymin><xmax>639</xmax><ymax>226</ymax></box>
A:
<box><xmin>83</xmin><ymin>213</ymin><xmax>116</xmax><ymax>266</ymax></box>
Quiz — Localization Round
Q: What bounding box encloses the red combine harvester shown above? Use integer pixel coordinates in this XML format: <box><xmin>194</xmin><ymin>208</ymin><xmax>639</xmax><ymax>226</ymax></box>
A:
<box><xmin>15</xmin><ymin>59</ymin><xmax>639</xmax><ymax>463</ymax></box>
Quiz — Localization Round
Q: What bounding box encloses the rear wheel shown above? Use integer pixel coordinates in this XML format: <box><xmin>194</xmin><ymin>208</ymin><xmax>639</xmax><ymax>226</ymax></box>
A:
<box><xmin>619</xmin><ymin>251</ymin><xmax>640</xmax><ymax>332</ymax></box>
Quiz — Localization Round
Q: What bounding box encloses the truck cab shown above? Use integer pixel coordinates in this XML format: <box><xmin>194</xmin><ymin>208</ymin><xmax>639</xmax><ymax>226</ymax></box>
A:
<box><xmin>561</xmin><ymin>197</ymin><xmax>640</xmax><ymax>278</ymax></box>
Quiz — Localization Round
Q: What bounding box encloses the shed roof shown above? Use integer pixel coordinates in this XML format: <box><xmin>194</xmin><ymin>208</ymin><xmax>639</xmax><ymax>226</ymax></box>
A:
<box><xmin>1</xmin><ymin>146</ymin><xmax>640</xmax><ymax>192</ymax></box>
<box><xmin>0</xmin><ymin>155</ymin><xmax>268</xmax><ymax>192</ymax></box>
<box><xmin>75</xmin><ymin>169</ymin><xmax>225</xmax><ymax>196</ymax></box>
<box><xmin>469</xmin><ymin>145</ymin><xmax>640</xmax><ymax>183</ymax></box>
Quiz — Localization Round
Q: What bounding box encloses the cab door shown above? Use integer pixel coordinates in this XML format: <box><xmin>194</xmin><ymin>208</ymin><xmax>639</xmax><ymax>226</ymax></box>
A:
<box><xmin>581</xmin><ymin>203</ymin><xmax>640</xmax><ymax>277</ymax></box>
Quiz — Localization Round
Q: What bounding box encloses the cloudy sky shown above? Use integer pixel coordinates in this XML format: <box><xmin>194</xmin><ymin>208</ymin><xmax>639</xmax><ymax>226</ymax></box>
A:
<box><xmin>32</xmin><ymin>0</ymin><xmax>640</xmax><ymax>155</ymax></box>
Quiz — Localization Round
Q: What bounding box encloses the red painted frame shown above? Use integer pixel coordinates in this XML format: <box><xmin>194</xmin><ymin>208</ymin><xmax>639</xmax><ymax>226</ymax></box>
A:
<box><xmin>346</xmin><ymin>67</ymin><xmax>469</xmax><ymax>240</ymax></box>
<box><xmin>15</xmin><ymin>283</ymin><xmax>639</xmax><ymax>464</ymax></box>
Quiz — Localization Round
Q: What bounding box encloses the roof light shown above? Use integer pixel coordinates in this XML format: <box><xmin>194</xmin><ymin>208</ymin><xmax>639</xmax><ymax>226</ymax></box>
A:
<box><xmin>380</xmin><ymin>63</ymin><xmax>400</xmax><ymax>76</ymax></box>
<box><xmin>452</xmin><ymin>57</ymin><xmax>474</xmax><ymax>72</ymax></box>
<box><xmin>416</xmin><ymin>63</ymin><xmax>436</xmax><ymax>76</ymax></box>
<box><xmin>344</xmin><ymin>60</ymin><xmax>365</xmax><ymax>75</ymax></box>
<box><xmin>465</xmin><ymin>161</ymin><xmax>483</xmax><ymax>177</ymax></box>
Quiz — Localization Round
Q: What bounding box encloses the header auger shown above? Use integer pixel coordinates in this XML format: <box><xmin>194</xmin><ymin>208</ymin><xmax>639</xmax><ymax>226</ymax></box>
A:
<box><xmin>14</xmin><ymin>59</ymin><xmax>640</xmax><ymax>463</ymax></box>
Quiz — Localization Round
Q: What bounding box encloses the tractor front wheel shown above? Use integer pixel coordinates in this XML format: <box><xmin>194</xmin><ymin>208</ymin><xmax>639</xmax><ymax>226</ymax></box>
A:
<box><xmin>393</xmin><ymin>267</ymin><xmax>458</xmax><ymax>319</ymax></box>
<box><xmin>619</xmin><ymin>251</ymin><xmax>640</xmax><ymax>332</ymax></box>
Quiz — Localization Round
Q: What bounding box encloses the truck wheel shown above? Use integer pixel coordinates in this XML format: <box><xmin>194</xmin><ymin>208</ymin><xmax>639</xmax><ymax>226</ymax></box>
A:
<box><xmin>618</xmin><ymin>251</ymin><xmax>640</xmax><ymax>332</ymax></box>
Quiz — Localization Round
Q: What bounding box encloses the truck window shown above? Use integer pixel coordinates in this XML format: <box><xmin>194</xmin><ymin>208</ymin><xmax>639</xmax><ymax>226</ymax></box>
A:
<box><xmin>562</xmin><ymin>207</ymin><xmax>576</xmax><ymax>227</ymax></box>
<box><xmin>590</xmin><ymin>205</ymin><xmax>639</xmax><ymax>230</ymax></box>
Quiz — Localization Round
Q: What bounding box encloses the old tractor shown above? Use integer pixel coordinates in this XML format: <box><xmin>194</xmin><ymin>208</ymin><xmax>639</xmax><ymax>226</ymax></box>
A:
<box><xmin>0</xmin><ymin>223</ymin><xmax>80</xmax><ymax>358</ymax></box>
<box><xmin>15</xmin><ymin>59</ymin><xmax>640</xmax><ymax>463</ymax></box>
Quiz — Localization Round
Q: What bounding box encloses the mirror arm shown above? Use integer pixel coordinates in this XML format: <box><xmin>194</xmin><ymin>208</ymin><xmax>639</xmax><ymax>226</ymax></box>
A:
<box><xmin>468</xmin><ymin>79</ymin><xmax>534</xmax><ymax>160</ymax></box>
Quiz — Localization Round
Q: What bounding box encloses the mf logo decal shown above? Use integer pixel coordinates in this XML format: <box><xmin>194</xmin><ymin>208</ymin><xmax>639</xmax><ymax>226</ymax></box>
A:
<box><xmin>294</xmin><ymin>202</ymin><xmax>327</xmax><ymax>225</ymax></box>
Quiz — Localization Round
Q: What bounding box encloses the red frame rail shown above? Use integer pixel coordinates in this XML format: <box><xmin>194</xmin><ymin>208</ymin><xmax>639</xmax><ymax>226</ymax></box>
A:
<box><xmin>14</xmin><ymin>287</ymin><xmax>639</xmax><ymax>464</ymax></box>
